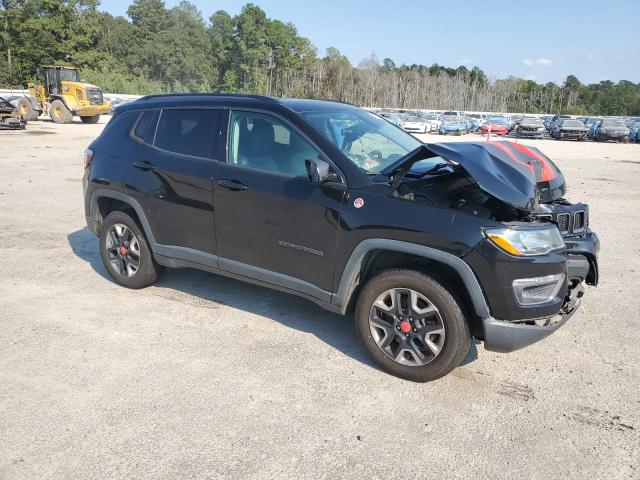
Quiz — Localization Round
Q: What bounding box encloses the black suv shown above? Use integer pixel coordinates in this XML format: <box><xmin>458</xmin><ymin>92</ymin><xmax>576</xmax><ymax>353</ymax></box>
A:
<box><xmin>83</xmin><ymin>94</ymin><xmax>599</xmax><ymax>382</ymax></box>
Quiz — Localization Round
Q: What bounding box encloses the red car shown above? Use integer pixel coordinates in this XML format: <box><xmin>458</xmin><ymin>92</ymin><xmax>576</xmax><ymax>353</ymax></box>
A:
<box><xmin>481</xmin><ymin>118</ymin><xmax>509</xmax><ymax>136</ymax></box>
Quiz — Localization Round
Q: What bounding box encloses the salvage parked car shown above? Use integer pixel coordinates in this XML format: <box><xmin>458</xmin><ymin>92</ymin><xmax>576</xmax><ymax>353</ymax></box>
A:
<box><xmin>481</xmin><ymin>116</ymin><xmax>510</xmax><ymax>136</ymax></box>
<box><xmin>550</xmin><ymin>118</ymin><xmax>588</xmax><ymax>141</ymax></box>
<box><xmin>84</xmin><ymin>94</ymin><xmax>599</xmax><ymax>382</ymax></box>
<box><xmin>547</xmin><ymin>114</ymin><xmax>571</xmax><ymax>133</ymax></box>
<box><xmin>399</xmin><ymin>115</ymin><xmax>430</xmax><ymax>134</ymax></box>
<box><xmin>628</xmin><ymin>121</ymin><xmax>640</xmax><ymax>142</ymax></box>
<box><xmin>516</xmin><ymin>116</ymin><xmax>546</xmax><ymax>139</ymax></box>
<box><xmin>422</xmin><ymin>113</ymin><xmax>442</xmax><ymax>132</ymax></box>
<box><xmin>439</xmin><ymin>116</ymin><xmax>467</xmax><ymax>135</ymax></box>
<box><xmin>592</xmin><ymin>118</ymin><xmax>630</xmax><ymax>143</ymax></box>
<box><xmin>0</xmin><ymin>96</ymin><xmax>27</xmax><ymax>130</ymax></box>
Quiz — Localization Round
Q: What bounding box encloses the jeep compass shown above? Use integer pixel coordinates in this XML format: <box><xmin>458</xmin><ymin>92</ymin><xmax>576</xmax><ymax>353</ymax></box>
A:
<box><xmin>83</xmin><ymin>94</ymin><xmax>599</xmax><ymax>382</ymax></box>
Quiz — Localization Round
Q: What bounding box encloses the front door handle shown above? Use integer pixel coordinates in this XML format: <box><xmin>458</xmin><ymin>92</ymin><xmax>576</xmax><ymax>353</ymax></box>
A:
<box><xmin>133</xmin><ymin>161</ymin><xmax>156</xmax><ymax>171</ymax></box>
<box><xmin>218</xmin><ymin>179</ymin><xmax>248</xmax><ymax>191</ymax></box>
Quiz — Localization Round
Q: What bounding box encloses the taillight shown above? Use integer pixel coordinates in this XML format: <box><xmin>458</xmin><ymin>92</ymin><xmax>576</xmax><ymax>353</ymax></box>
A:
<box><xmin>84</xmin><ymin>148</ymin><xmax>94</xmax><ymax>168</ymax></box>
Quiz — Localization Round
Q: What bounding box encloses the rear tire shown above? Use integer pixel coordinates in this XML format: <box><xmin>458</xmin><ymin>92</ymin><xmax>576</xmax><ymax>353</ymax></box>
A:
<box><xmin>99</xmin><ymin>211</ymin><xmax>163</xmax><ymax>289</ymax></box>
<box><xmin>355</xmin><ymin>269</ymin><xmax>471</xmax><ymax>382</ymax></box>
<box><xmin>80</xmin><ymin>115</ymin><xmax>100</xmax><ymax>124</ymax></box>
<box><xmin>50</xmin><ymin>99</ymin><xmax>73</xmax><ymax>124</ymax></box>
<box><xmin>17</xmin><ymin>97</ymin><xmax>39</xmax><ymax>121</ymax></box>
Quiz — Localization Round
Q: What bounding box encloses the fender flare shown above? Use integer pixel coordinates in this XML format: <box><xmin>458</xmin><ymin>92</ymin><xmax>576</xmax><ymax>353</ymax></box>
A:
<box><xmin>331</xmin><ymin>239</ymin><xmax>491</xmax><ymax>318</ymax></box>
<box><xmin>50</xmin><ymin>94</ymin><xmax>73</xmax><ymax>114</ymax></box>
<box><xmin>89</xmin><ymin>188</ymin><xmax>158</xmax><ymax>247</ymax></box>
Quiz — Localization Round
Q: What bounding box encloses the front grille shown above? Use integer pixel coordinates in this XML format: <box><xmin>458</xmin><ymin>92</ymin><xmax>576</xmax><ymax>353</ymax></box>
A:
<box><xmin>556</xmin><ymin>213</ymin><xmax>570</xmax><ymax>234</ymax></box>
<box><xmin>573</xmin><ymin>211</ymin><xmax>586</xmax><ymax>232</ymax></box>
<box><xmin>87</xmin><ymin>87</ymin><xmax>104</xmax><ymax>105</ymax></box>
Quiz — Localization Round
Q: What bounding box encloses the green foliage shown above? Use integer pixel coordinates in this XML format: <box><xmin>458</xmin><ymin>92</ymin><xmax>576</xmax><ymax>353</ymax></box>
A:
<box><xmin>0</xmin><ymin>0</ymin><xmax>638</xmax><ymax>115</ymax></box>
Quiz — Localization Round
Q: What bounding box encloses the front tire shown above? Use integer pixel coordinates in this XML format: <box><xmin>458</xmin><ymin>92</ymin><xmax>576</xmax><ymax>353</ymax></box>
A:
<box><xmin>355</xmin><ymin>269</ymin><xmax>471</xmax><ymax>382</ymax></box>
<box><xmin>99</xmin><ymin>211</ymin><xmax>163</xmax><ymax>289</ymax></box>
<box><xmin>50</xmin><ymin>99</ymin><xmax>73</xmax><ymax>124</ymax></box>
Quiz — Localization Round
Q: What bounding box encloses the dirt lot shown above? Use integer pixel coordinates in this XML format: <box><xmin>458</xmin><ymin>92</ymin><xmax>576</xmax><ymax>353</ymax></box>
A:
<box><xmin>1</xmin><ymin>118</ymin><xmax>639</xmax><ymax>480</ymax></box>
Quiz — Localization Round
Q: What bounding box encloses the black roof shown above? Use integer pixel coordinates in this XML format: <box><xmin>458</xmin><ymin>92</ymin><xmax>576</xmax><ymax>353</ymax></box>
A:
<box><xmin>117</xmin><ymin>93</ymin><xmax>355</xmax><ymax>114</ymax></box>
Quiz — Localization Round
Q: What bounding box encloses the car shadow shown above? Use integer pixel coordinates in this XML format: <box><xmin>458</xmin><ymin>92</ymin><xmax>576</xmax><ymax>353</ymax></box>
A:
<box><xmin>67</xmin><ymin>227</ymin><xmax>477</xmax><ymax>374</ymax></box>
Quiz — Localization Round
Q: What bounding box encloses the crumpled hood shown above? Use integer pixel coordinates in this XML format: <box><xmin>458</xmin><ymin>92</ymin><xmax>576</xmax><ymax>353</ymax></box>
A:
<box><xmin>383</xmin><ymin>141</ymin><xmax>566</xmax><ymax>212</ymax></box>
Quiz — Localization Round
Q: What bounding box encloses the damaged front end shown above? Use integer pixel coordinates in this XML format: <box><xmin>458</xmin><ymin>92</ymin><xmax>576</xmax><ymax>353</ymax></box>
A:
<box><xmin>385</xmin><ymin>140</ymin><xmax>599</xmax><ymax>351</ymax></box>
<box><xmin>0</xmin><ymin>97</ymin><xmax>27</xmax><ymax>130</ymax></box>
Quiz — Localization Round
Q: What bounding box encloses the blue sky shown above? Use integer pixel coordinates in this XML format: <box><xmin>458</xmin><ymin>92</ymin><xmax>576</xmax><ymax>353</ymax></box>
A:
<box><xmin>100</xmin><ymin>0</ymin><xmax>640</xmax><ymax>84</ymax></box>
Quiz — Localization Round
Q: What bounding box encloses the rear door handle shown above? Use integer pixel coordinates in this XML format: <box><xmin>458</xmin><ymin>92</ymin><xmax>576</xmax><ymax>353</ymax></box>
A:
<box><xmin>218</xmin><ymin>179</ymin><xmax>248</xmax><ymax>191</ymax></box>
<box><xmin>133</xmin><ymin>161</ymin><xmax>156</xmax><ymax>171</ymax></box>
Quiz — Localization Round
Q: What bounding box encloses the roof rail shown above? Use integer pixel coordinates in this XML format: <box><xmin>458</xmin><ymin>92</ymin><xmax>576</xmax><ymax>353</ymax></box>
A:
<box><xmin>137</xmin><ymin>92</ymin><xmax>280</xmax><ymax>103</ymax></box>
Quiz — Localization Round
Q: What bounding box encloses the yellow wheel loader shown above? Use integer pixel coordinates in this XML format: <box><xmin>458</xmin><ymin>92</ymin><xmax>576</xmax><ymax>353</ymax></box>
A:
<box><xmin>18</xmin><ymin>65</ymin><xmax>111</xmax><ymax>124</ymax></box>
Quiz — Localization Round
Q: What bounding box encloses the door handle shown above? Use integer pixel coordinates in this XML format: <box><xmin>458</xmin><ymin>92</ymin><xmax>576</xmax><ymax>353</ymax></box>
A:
<box><xmin>218</xmin><ymin>179</ymin><xmax>248</xmax><ymax>191</ymax></box>
<box><xmin>133</xmin><ymin>161</ymin><xmax>156</xmax><ymax>171</ymax></box>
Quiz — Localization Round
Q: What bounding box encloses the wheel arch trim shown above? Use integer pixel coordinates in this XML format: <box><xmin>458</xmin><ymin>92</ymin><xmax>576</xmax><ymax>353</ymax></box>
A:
<box><xmin>89</xmin><ymin>188</ymin><xmax>158</xmax><ymax>248</ymax></box>
<box><xmin>332</xmin><ymin>239</ymin><xmax>491</xmax><ymax>318</ymax></box>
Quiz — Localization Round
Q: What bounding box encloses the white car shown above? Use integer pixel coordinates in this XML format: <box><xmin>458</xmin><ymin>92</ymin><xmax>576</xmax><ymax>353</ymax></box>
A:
<box><xmin>422</xmin><ymin>114</ymin><xmax>442</xmax><ymax>132</ymax></box>
<box><xmin>399</xmin><ymin>115</ymin><xmax>430</xmax><ymax>133</ymax></box>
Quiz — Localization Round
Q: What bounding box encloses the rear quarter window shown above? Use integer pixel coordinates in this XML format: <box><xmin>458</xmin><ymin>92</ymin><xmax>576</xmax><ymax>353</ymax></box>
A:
<box><xmin>154</xmin><ymin>109</ymin><xmax>222</xmax><ymax>159</ymax></box>
<box><xmin>132</xmin><ymin>110</ymin><xmax>155</xmax><ymax>141</ymax></box>
<box><xmin>95</xmin><ymin>111</ymin><xmax>139</xmax><ymax>143</ymax></box>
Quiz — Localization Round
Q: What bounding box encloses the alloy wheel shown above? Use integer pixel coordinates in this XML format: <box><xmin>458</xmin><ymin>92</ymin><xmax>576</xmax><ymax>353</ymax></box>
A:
<box><xmin>368</xmin><ymin>288</ymin><xmax>445</xmax><ymax>366</ymax></box>
<box><xmin>105</xmin><ymin>223</ymin><xmax>141</xmax><ymax>277</ymax></box>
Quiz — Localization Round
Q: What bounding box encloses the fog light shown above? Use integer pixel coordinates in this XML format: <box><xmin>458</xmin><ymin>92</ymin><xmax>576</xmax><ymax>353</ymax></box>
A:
<box><xmin>513</xmin><ymin>274</ymin><xmax>565</xmax><ymax>305</ymax></box>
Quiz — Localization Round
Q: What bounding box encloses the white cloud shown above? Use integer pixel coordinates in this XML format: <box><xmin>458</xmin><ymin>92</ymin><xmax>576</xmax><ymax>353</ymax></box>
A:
<box><xmin>523</xmin><ymin>58</ymin><xmax>553</xmax><ymax>67</ymax></box>
<box><xmin>457</xmin><ymin>58</ymin><xmax>471</xmax><ymax>65</ymax></box>
<box><xmin>586</xmin><ymin>53</ymin><xmax>595</xmax><ymax>61</ymax></box>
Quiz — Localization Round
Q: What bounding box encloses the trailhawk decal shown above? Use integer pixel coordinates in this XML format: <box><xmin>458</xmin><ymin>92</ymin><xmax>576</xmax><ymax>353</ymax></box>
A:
<box><xmin>277</xmin><ymin>240</ymin><xmax>324</xmax><ymax>257</ymax></box>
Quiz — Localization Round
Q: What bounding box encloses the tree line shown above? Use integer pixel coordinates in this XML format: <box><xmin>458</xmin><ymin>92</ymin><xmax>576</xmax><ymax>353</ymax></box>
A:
<box><xmin>1</xmin><ymin>0</ymin><xmax>639</xmax><ymax>115</ymax></box>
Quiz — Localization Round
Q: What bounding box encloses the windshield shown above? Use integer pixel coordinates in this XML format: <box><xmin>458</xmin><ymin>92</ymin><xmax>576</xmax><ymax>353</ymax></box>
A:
<box><xmin>442</xmin><ymin>116</ymin><xmax>461</xmax><ymax>123</ymax></box>
<box><xmin>424</xmin><ymin>114</ymin><xmax>439</xmax><ymax>120</ymax></box>
<box><xmin>406</xmin><ymin>116</ymin><xmax>422</xmax><ymax>122</ymax></box>
<box><xmin>561</xmin><ymin>120</ymin><xmax>584</xmax><ymax>127</ymax></box>
<box><xmin>58</xmin><ymin>69</ymin><xmax>80</xmax><ymax>82</ymax></box>
<box><xmin>488</xmin><ymin>116</ymin><xmax>508</xmax><ymax>124</ymax></box>
<box><xmin>602</xmin><ymin>119</ymin><xmax>626</xmax><ymax>128</ymax></box>
<box><xmin>300</xmin><ymin>109</ymin><xmax>422</xmax><ymax>173</ymax></box>
<box><xmin>521</xmin><ymin>117</ymin><xmax>543</xmax><ymax>125</ymax></box>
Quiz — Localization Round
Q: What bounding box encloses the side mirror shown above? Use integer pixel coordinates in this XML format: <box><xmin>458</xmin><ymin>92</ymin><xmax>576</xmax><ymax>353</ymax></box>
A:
<box><xmin>305</xmin><ymin>159</ymin><xmax>341</xmax><ymax>184</ymax></box>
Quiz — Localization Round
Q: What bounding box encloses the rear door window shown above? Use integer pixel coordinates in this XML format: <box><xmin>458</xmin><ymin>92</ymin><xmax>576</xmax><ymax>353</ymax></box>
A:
<box><xmin>154</xmin><ymin>109</ymin><xmax>222</xmax><ymax>159</ymax></box>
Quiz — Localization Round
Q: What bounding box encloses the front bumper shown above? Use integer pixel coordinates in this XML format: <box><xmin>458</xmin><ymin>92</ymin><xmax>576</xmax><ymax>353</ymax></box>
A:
<box><xmin>481</xmin><ymin>249</ymin><xmax>593</xmax><ymax>353</ymax></box>
<box><xmin>597</xmin><ymin>131</ymin><xmax>628</xmax><ymax>141</ymax></box>
<box><xmin>558</xmin><ymin>130</ymin><xmax>586</xmax><ymax>139</ymax></box>
<box><xmin>73</xmin><ymin>104</ymin><xmax>111</xmax><ymax>116</ymax></box>
<box><xmin>0</xmin><ymin>115</ymin><xmax>27</xmax><ymax>130</ymax></box>
<box><xmin>482</xmin><ymin>295</ymin><xmax>579</xmax><ymax>353</ymax></box>
<box><xmin>517</xmin><ymin>129</ymin><xmax>545</xmax><ymax>137</ymax></box>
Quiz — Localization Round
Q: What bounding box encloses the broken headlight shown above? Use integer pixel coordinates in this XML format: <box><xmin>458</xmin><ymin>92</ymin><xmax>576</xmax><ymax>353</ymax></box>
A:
<box><xmin>485</xmin><ymin>225</ymin><xmax>564</xmax><ymax>256</ymax></box>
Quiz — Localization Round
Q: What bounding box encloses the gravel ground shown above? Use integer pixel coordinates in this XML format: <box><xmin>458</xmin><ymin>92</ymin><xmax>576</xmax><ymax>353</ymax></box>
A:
<box><xmin>1</xmin><ymin>119</ymin><xmax>639</xmax><ymax>480</ymax></box>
